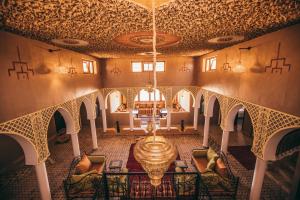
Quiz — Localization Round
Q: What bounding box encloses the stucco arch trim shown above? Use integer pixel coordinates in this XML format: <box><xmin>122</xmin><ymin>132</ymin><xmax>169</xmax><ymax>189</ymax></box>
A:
<box><xmin>44</xmin><ymin>106</ymin><xmax>76</xmax><ymax>135</ymax></box>
<box><xmin>171</xmin><ymin>88</ymin><xmax>196</xmax><ymax>107</ymax></box>
<box><xmin>0</xmin><ymin>131</ymin><xmax>39</xmax><ymax>165</ymax></box>
<box><xmin>103</xmin><ymin>89</ymin><xmax>128</xmax><ymax>109</ymax></box>
<box><xmin>224</xmin><ymin>103</ymin><xmax>255</xmax><ymax>132</ymax></box>
<box><xmin>96</xmin><ymin>92</ymin><xmax>106</xmax><ymax>110</ymax></box>
<box><xmin>77</xmin><ymin>97</ymin><xmax>95</xmax><ymax>120</ymax></box>
<box><xmin>194</xmin><ymin>90</ymin><xmax>204</xmax><ymax>109</ymax></box>
<box><xmin>263</xmin><ymin>126</ymin><xmax>300</xmax><ymax>161</ymax></box>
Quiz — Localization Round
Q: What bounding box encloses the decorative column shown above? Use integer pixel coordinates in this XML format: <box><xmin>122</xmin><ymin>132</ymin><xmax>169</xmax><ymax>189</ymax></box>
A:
<box><xmin>101</xmin><ymin>108</ymin><xmax>107</xmax><ymax>132</ymax></box>
<box><xmin>193</xmin><ymin>107</ymin><xmax>199</xmax><ymax>130</ymax></box>
<box><xmin>167</xmin><ymin>107</ymin><xmax>171</xmax><ymax>131</ymax></box>
<box><xmin>129</xmin><ymin>109</ymin><xmax>134</xmax><ymax>131</ymax></box>
<box><xmin>89</xmin><ymin>118</ymin><xmax>98</xmax><ymax>150</ymax></box>
<box><xmin>35</xmin><ymin>162</ymin><xmax>51</xmax><ymax>200</ymax></box>
<box><xmin>203</xmin><ymin>116</ymin><xmax>210</xmax><ymax>147</ymax></box>
<box><xmin>250</xmin><ymin>158</ymin><xmax>267</xmax><ymax>200</ymax></box>
<box><xmin>70</xmin><ymin>133</ymin><xmax>80</xmax><ymax>157</ymax></box>
<box><xmin>221</xmin><ymin>130</ymin><xmax>230</xmax><ymax>154</ymax></box>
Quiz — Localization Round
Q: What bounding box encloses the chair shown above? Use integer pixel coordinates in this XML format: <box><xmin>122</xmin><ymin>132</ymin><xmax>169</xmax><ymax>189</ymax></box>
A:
<box><xmin>63</xmin><ymin>154</ymin><xmax>106</xmax><ymax>200</ymax></box>
<box><xmin>191</xmin><ymin>148</ymin><xmax>239</xmax><ymax>199</ymax></box>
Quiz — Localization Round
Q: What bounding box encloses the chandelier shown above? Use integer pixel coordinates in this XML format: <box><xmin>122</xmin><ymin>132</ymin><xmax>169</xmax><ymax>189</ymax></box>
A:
<box><xmin>134</xmin><ymin>0</ymin><xmax>178</xmax><ymax>187</ymax></box>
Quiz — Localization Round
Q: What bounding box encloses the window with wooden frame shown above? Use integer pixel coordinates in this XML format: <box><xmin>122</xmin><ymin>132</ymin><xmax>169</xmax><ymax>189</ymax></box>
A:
<box><xmin>203</xmin><ymin>57</ymin><xmax>217</xmax><ymax>72</ymax></box>
<box><xmin>143</xmin><ymin>62</ymin><xmax>153</xmax><ymax>71</ymax></box>
<box><xmin>83</xmin><ymin>60</ymin><xmax>96</xmax><ymax>74</ymax></box>
<box><xmin>132</xmin><ymin>61</ymin><xmax>165</xmax><ymax>72</ymax></box>
<box><xmin>132</xmin><ymin>62</ymin><xmax>142</xmax><ymax>72</ymax></box>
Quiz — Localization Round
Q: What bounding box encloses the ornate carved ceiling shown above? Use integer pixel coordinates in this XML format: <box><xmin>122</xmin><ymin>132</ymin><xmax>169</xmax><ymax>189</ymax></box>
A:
<box><xmin>0</xmin><ymin>0</ymin><xmax>299</xmax><ymax>58</ymax></box>
<box><xmin>127</xmin><ymin>0</ymin><xmax>173</xmax><ymax>9</ymax></box>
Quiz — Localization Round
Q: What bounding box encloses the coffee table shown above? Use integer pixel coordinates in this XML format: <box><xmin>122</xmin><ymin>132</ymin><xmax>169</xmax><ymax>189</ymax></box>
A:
<box><xmin>109</xmin><ymin>160</ymin><xmax>123</xmax><ymax>172</ymax></box>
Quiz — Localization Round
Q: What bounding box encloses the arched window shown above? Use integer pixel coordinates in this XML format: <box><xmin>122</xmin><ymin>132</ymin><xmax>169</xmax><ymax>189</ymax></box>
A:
<box><xmin>134</xmin><ymin>89</ymin><xmax>165</xmax><ymax>102</ymax></box>
<box><xmin>109</xmin><ymin>91</ymin><xmax>127</xmax><ymax>113</ymax></box>
<box><xmin>173</xmin><ymin>90</ymin><xmax>191</xmax><ymax>112</ymax></box>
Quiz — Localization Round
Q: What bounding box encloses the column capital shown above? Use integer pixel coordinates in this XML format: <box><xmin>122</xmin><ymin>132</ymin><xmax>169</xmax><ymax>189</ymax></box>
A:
<box><xmin>88</xmin><ymin>116</ymin><xmax>96</xmax><ymax>120</ymax></box>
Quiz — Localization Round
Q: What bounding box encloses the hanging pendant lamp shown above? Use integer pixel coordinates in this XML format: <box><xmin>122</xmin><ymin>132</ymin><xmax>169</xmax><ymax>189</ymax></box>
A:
<box><xmin>134</xmin><ymin>0</ymin><xmax>178</xmax><ymax>187</ymax></box>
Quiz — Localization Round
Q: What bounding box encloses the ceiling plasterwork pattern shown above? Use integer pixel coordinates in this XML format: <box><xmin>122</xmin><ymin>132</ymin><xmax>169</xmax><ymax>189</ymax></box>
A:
<box><xmin>126</xmin><ymin>0</ymin><xmax>174</xmax><ymax>10</ymax></box>
<box><xmin>0</xmin><ymin>0</ymin><xmax>300</xmax><ymax>58</ymax></box>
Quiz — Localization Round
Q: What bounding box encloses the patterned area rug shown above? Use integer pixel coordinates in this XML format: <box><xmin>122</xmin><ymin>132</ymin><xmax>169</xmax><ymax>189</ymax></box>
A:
<box><xmin>228</xmin><ymin>145</ymin><xmax>256</xmax><ymax>170</ymax></box>
<box><xmin>126</xmin><ymin>143</ymin><xmax>181</xmax><ymax>199</ymax></box>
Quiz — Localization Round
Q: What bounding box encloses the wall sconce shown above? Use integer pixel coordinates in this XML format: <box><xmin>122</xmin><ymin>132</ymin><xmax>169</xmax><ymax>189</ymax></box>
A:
<box><xmin>54</xmin><ymin>53</ymin><xmax>68</xmax><ymax>74</ymax></box>
<box><xmin>55</xmin><ymin>66</ymin><xmax>68</xmax><ymax>74</ymax></box>
<box><xmin>232</xmin><ymin>47</ymin><xmax>252</xmax><ymax>73</ymax></box>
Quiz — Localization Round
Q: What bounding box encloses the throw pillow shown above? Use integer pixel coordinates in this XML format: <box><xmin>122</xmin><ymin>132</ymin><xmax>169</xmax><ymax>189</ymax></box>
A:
<box><xmin>207</xmin><ymin>148</ymin><xmax>218</xmax><ymax>161</ymax></box>
<box><xmin>75</xmin><ymin>155</ymin><xmax>92</xmax><ymax>174</ymax></box>
<box><xmin>201</xmin><ymin>171</ymin><xmax>222</xmax><ymax>186</ymax></box>
<box><xmin>206</xmin><ymin>158</ymin><xmax>216</xmax><ymax>170</ymax></box>
<box><xmin>70</xmin><ymin>170</ymin><xmax>99</xmax><ymax>191</ymax></box>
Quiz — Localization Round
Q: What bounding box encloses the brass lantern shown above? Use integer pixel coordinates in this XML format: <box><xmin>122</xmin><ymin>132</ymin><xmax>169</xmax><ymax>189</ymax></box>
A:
<box><xmin>134</xmin><ymin>136</ymin><xmax>178</xmax><ymax>186</ymax></box>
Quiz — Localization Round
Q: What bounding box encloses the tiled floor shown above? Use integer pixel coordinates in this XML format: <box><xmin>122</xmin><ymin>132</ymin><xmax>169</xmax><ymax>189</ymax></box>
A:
<box><xmin>0</xmin><ymin>125</ymin><xmax>286</xmax><ymax>200</ymax></box>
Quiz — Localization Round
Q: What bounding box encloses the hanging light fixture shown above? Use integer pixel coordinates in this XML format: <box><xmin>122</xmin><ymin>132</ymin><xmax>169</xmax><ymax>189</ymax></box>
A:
<box><xmin>134</xmin><ymin>0</ymin><xmax>178</xmax><ymax>187</ymax></box>
<box><xmin>233</xmin><ymin>48</ymin><xmax>247</xmax><ymax>73</ymax></box>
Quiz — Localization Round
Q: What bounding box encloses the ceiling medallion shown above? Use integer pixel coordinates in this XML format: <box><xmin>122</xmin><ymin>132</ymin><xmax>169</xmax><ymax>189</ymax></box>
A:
<box><xmin>208</xmin><ymin>35</ymin><xmax>244</xmax><ymax>44</ymax></box>
<box><xmin>114</xmin><ymin>31</ymin><xmax>181</xmax><ymax>49</ymax></box>
<box><xmin>138</xmin><ymin>52</ymin><xmax>162</xmax><ymax>56</ymax></box>
<box><xmin>51</xmin><ymin>39</ymin><xmax>89</xmax><ymax>47</ymax></box>
<box><xmin>126</xmin><ymin>0</ymin><xmax>173</xmax><ymax>9</ymax></box>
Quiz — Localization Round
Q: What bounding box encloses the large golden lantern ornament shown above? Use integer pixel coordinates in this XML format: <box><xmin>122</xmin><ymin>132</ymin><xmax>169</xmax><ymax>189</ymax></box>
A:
<box><xmin>134</xmin><ymin>0</ymin><xmax>178</xmax><ymax>187</ymax></box>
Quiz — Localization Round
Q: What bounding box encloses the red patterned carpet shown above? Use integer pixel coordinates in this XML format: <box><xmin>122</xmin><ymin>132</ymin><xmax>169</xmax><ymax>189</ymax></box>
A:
<box><xmin>228</xmin><ymin>145</ymin><xmax>256</xmax><ymax>170</ymax></box>
<box><xmin>126</xmin><ymin>143</ymin><xmax>181</xmax><ymax>199</ymax></box>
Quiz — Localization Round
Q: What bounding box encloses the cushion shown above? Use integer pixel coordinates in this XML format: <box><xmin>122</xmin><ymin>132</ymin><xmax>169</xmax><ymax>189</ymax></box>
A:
<box><xmin>207</xmin><ymin>148</ymin><xmax>218</xmax><ymax>161</ymax></box>
<box><xmin>201</xmin><ymin>171</ymin><xmax>222</xmax><ymax>186</ymax></box>
<box><xmin>192</xmin><ymin>149</ymin><xmax>207</xmax><ymax>157</ymax></box>
<box><xmin>70</xmin><ymin>170</ymin><xmax>99</xmax><ymax>192</ymax></box>
<box><xmin>76</xmin><ymin>155</ymin><xmax>92</xmax><ymax>174</ymax></box>
<box><xmin>90</xmin><ymin>163</ymin><xmax>104</xmax><ymax>174</ymax></box>
<box><xmin>206</xmin><ymin>158</ymin><xmax>216</xmax><ymax>170</ymax></box>
<box><xmin>88</xmin><ymin>155</ymin><xmax>105</xmax><ymax>163</ymax></box>
<box><xmin>215</xmin><ymin>158</ymin><xmax>228</xmax><ymax>178</ymax></box>
<box><xmin>193</xmin><ymin>157</ymin><xmax>208</xmax><ymax>173</ymax></box>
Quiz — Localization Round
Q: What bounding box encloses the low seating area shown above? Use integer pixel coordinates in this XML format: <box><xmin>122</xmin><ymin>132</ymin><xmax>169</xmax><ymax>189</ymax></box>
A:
<box><xmin>192</xmin><ymin>148</ymin><xmax>239</xmax><ymax>199</ymax></box>
<box><xmin>63</xmin><ymin>147</ymin><xmax>238</xmax><ymax>199</ymax></box>
<box><xmin>63</xmin><ymin>154</ymin><xmax>106</xmax><ymax>200</ymax></box>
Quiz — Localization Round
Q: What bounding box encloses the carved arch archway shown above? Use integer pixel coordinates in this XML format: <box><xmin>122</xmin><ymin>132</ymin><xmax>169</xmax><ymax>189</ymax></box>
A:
<box><xmin>263</xmin><ymin>127</ymin><xmax>300</xmax><ymax>161</ymax></box>
<box><xmin>46</xmin><ymin>107</ymin><xmax>76</xmax><ymax>135</ymax></box>
<box><xmin>104</xmin><ymin>89</ymin><xmax>127</xmax><ymax>110</ymax></box>
<box><xmin>172</xmin><ymin>88</ymin><xmax>196</xmax><ymax>107</ymax></box>
<box><xmin>77</xmin><ymin>97</ymin><xmax>95</xmax><ymax>120</ymax></box>
<box><xmin>0</xmin><ymin>132</ymin><xmax>39</xmax><ymax>165</ymax></box>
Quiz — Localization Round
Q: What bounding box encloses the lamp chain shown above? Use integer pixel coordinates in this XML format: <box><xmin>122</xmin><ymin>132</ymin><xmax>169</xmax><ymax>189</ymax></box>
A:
<box><xmin>152</xmin><ymin>0</ymin><xmax>157</xmax><ymax>140</ymax></box>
